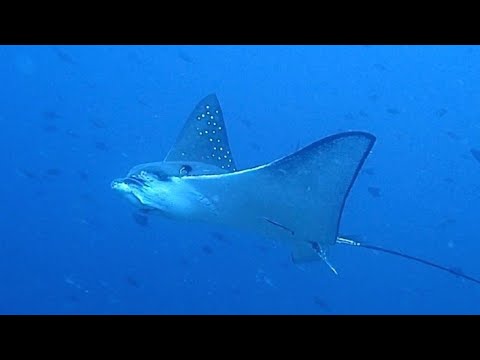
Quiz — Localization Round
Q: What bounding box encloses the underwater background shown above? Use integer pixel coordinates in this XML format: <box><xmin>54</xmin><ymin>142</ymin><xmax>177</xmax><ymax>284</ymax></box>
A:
<box><xmin>1</xmin><ymin>45</ymin><xmax>479</xmax><ymax>314</ymax></box>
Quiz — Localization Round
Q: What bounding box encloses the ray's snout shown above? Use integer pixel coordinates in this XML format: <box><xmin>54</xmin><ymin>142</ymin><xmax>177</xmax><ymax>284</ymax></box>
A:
<box><xmin>111</xmin><ymin>177</ymin><xmax>131</xmax><ymax>192</ymax></box>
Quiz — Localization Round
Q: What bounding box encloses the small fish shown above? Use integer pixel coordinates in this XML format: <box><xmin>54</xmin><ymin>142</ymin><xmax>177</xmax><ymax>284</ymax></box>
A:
<box><xmin>46</xmin><ymin>168</ymin><xmax>61</xmax><ymax>176</ymax></box>
<box><xmin>436</xmin><ymin>108</ymin><xmax>448</xmax><ymax>117</ymax></box>
<box><xmin>137</xmin><ymin>98</ymin><xmax>150</xmax><ymax>108</ymax></box>
<box><xmin>42</xmin><ymin>123</ymin><xmax>58</xmax><ymax>133</ymax></box>
<box><xmin>438</xmin><ymin>218</ymin><xmax>456</xmax><ymax>229</ymax></box>
<box><xmin>95</xmin><ymin>141</ymin><xmax>108</xmax><ymax>151</ymax></box>
<box><xmin>65</xmin><ymin>129</ymin><xmax>81</xmax><ymax>138</ymax></box>
<box><xmin>470</xmin><ymin>148</ymin><xmax>480</xmax><ymax>164</ymax></box>
<box><xmin>17</xmin><ymin>168</ymin><xmax>36</xmax><ymax>179</ymax></box>
<box><xmin>241</xmin><ymin>119</ymin><xmax>252</xmax><ymax>128</ymax></box>
<box><xmin>313</xmin><ymin>296</ymin><xmax>331</xmax><ymax>312</ymax></box>
<box><xmin>42</xmin><ymin>110</ymin><xmax>62</xmax><ymax>120</ymax></box>
<box><xmin>126</xmin><ymin>276</ymin><xmax>141</xmax><ymax>288</ymax></box>
<box><xmin>210</xmin><ymin>232</ymin><xmax>228</xmax><ymax>243</ymax></box>
<box><xmin>78</xmin><ymin>170</ymin><xmax>89</xmax><ymax>181</ymax></box>
<box><xmin>201</xmin><ymin>245</ymin><xmax>214</xmax><ymax>255</ymax></box>
<box><xmin>344</xmin><ymin>113</ymin><xmax>354</xmax><ymax>121</ymax></box>
<box><xmin>132</xmin><ymin>212</ymin><xmax>148</xmax><ymax>227</ymax></box>
<box><xmin>445</xmin><ymin>131</ymin><xmax>461</xmax><ymax>141</ymax></box>
<box><xmin>66</xmin><ymin>294</ymin><xmax>80</xmax><ymax>303</ymax></box>
<box><xmin>373</xmin><ymin>63</ymin><xmax>387</xmax><ymax>71</ymax></box>
<box><xmin>80</xmin><ymin>193</ymin><xmax>93</xmax><ymax>201</ymax></box>
<box><xmin>387</xmin><ymin>108</ymin><xmax>400</xmax><ymax>115</ymax></box>
<box><xmin>358</xmin><ymin>111</ymin><xmax>369</xmax><ymax>118</ymax></box>
<box><xmin>363</xmin><ymin>167</ymin><xmax>375</xmax><ymax>175</ymax></box>
<box><xmin>249</xmin><ymin>142</ymin><xmax>261</xmax><ymax>151</ymax></box>
<box><xmin>90</xmin><ymin>118</ymin><xmax>107</xmax><ymax>129</ymax></box>
<box><xmin>256</xmin><ymin>244</ymin><xmax>270</xmax><ymax>254</ymax></box>
<box><xmin>367</xmin><ymin>186</ymin><xmax>381</xmax><ymax>198</ymax></box>
<box><xmin>178</xmin><ymin>50</ymin><xmax>195</xmax><ymax>64</ymax></box>
<box><xmin>368</xmin><ymin>94</ymin><xmax>379</xmax><ymax>102</ymax></box>
<box><xmin>52</xmin><ymin>47</ymin><xmax>76</xmax><ymax>65</ymax></box>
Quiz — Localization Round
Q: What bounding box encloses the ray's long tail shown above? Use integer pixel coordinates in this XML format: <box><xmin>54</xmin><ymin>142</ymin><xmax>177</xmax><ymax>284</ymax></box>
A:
<box><xmin>336</xmin><ymin>237</ymin><xmax>480</xmax><ymax>286</ymax></box>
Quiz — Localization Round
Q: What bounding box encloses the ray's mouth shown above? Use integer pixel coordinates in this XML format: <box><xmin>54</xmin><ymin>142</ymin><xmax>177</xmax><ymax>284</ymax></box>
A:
<box><xmin>111</xmin><ymin>176</ymin><xmax>146</xmax><ymax>191</ymax></box>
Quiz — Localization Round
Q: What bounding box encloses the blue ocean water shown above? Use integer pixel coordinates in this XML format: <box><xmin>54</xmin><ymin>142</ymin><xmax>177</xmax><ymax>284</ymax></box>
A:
<box><xmin>1</xmin><ymin>45</ymin><xmax>479</xmax><ymax>314</ymax></box>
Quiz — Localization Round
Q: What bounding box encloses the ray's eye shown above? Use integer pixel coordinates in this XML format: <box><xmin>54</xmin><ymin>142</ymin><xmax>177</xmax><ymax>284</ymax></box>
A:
<box><xmin>179</xmin><ymin>165</ymin><xmax>192</xmax><ymax>176</ymax></box>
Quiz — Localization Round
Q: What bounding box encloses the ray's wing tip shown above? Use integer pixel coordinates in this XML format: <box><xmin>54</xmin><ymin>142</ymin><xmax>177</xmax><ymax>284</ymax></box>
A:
<box><xmin>329</xmin><ymin>131</ymin><xmax>377</xmax><ymax>152</ymax></box>
<box><xmin>338</xmin><ymin>130</ymin><xmax>376</xmax><ymax>143</ymax></box>
<box><xmin>200</xmin><ymin>93</ymin><xmax>219</xmax><ymax>104</ymax></box>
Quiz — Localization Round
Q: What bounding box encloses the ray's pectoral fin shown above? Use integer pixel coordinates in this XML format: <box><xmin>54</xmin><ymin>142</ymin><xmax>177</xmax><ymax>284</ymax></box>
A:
<box><xmin>184</xmin><ymin>131</ymin><xmax>376</xmax><ymax>268</ymax></box>
<box><xmin>164</xmin><ymin>94</ymin><xmax>237</xmax><ymax>172</ymax></box>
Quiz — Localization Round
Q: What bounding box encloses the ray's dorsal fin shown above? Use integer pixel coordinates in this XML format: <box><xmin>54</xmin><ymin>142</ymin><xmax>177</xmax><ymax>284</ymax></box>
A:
<box><xmin>164</xmin><ymin>94</ymin><xmax>237</xmax><ymax>172</ymax></box>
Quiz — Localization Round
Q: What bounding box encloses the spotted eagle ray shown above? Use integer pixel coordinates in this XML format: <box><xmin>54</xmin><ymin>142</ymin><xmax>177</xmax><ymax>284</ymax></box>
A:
<box><xmin>112</xmin><ymin>94</ymin><xmax>480</xmax><ymax>285</ymax></box>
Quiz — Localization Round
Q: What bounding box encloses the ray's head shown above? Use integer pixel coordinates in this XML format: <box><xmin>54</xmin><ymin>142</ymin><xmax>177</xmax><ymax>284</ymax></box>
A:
<box><xmin>111</xmin><ymin>161</ymin><xmax>225</xmax><ymax>219</ymax></box>
<box><xmin>111</xmin><ymin>165</ymin><xmax>171</xmax><ymax>212</ymax></box>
